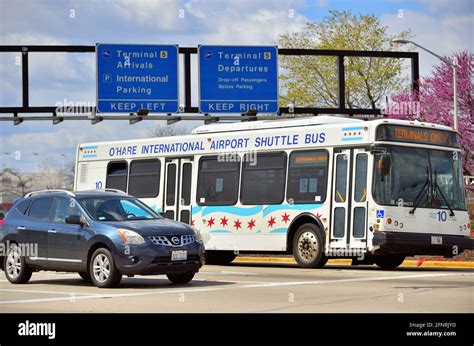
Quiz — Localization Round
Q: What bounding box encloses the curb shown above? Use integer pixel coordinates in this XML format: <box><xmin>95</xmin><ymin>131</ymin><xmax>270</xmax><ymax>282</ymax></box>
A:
<box><xmin>234</xmin><ymin>257</ymin><xmax>474</xmax><ymax>268</ymax></box>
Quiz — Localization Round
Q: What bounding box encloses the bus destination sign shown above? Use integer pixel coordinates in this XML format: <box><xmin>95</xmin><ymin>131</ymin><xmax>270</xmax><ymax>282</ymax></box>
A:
<box><xmin>376</xmin><ymin>125</ymin><xmax>459</xmax><ymax>148</ymax></box>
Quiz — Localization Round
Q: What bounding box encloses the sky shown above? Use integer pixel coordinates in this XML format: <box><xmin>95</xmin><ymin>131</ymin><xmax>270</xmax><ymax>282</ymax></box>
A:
<box><xmin>0</xmin><ymin>0</ymin><xmax>472</xmax><ymax>172</ymax></box>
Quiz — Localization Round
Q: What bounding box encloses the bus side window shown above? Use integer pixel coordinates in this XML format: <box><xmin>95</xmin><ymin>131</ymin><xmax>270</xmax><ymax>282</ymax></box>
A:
<box><xmin>241</xmin><ymin>152</ymin><xmax>287</xmax><ymax>205</ymax></box>
<box><xmin>197</xmin><ymin>156</ymin><xmax>240</xmax><ymax>206</ymax></box>
<box><xmin>106</xmin><ymin>161</ymin><xmax>128</xmax><ymax>192</ymax></box>
<box><xmin>128</xmin><ymin>159</ymin><xmax>161</xmax><ymax>198</ymax></box>
<box><xmin>287</xmin><ymin>150</ymin><xmax>329</xmax><ymax>204</ymax></box>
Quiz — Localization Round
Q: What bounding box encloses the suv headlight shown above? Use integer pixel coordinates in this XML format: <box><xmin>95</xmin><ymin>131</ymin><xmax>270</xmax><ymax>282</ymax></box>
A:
<box><xmin>117</xmin><ymin>228</ymin><xmax>145</xmax><ymax>245</ymax></box>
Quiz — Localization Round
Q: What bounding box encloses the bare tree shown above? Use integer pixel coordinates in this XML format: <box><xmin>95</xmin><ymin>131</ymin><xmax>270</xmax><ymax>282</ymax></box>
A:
<box><xmin>148</xmin><ymin>124</ymin><xmax>189</xmax><ymax>138</ymax></box>
<box><xmin>38</xmin><ymin>158</ymin><xmax>66</xmax><ymax>189</ymax></box>
<box><xmin>0</xmin><ymin>168</ymin><xmax>35</xmax><ymax>199</ymax></box>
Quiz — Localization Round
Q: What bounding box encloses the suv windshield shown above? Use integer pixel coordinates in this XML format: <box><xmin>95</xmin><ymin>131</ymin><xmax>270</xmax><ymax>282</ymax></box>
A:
<box><xmin>78</xmin><ymin>197</ymin><xmax>160</xmax><ymax>221</ymax></box>
<box><xmin>373</xmin><ymin>145</ymin><xmax>467</xmax><ymax>210</ymax></box>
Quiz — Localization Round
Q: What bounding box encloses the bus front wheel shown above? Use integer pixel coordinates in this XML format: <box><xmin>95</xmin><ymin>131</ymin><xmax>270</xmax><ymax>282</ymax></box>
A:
<box><xmin>205</xmin><ymin>251</ymin><xmax>237</xmax><ymax>265</ymax></box>
<box><xmin>293</xmin><ymin>223</ymin><xmax>327</xmax><ymax>268</ymax></box>
<box><xmin>374</xmin><ymin>255</ymin><xmax>405</xmax><ymax>270</ymax></box>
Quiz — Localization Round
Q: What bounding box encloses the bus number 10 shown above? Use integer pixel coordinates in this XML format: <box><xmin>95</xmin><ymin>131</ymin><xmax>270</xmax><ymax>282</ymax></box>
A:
<box><xmin>437</xmin><ymin>211</ymin><xmax>447</xmax><ymax>222</ymax></box>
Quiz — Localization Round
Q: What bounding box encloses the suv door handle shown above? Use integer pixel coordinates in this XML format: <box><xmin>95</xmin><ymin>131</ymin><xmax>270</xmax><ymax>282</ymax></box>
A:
<box><xmin>47</xmin><ymin>229</ymin><xmax>57</xmax><ymax>234</ymax></box>
<box><xmin>17</xmin><ymin>226</ymin><xmax>26</xmax><ymax>231</ymax></box>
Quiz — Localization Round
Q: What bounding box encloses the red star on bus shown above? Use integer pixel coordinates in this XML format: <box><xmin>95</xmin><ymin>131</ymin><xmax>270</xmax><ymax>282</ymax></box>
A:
<box><xmin>191</xmin><ymin>219</ymin><xmax>195</xmax><ymax>226</ymax></box>
<box><xmin>247</xmin><ymin>219</ymin><xmax>256</xmax><ymax>230</ymax></box>
<box><xmin>267</xmin><ymin>216</ymin><xmax>276</xmax><ymax>228</ymax></box>
<box><xmin>207</xmin><ymin>217</ymin><xmax>215</xmax><ymax>228</ymax></box>
<box><xmin>220</xmin><ymin>216</ymin><xmax>228</xmax><ymax>227</ymax></box>
<box><xmin>234</xmin><ymin>219</ymin><xmax>242</xmax><ymax>230</ymax></box>
<box><xmin>281</xmin><ymin>212</ymin><xmax>290</xmax><ymax>224</ymax></box>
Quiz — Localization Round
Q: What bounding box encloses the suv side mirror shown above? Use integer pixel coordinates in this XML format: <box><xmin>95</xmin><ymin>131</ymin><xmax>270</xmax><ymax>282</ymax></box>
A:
<box><xmin>65</xmin><ymin>215</ymin><xmax>84</xmax><ymax>226</ymax></box>
<box><xmin>379</xmin><ymin>154</ymin><xmax>391</xmax><ymax>176</ymax></box>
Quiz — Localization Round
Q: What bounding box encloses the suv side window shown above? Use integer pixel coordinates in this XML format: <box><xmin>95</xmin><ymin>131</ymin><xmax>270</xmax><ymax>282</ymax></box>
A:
<box><xmin>28</xmin><ymin>198</ymin><xmax>54</xmax><ymax>220</ymax></box>
<box><xmin>52</xmin><ymin>198</ymin><xmax>83</xmax><ymax>223</ymax></box>
<box><xmin>16</xmin><ymin>199</ymin><xmax>32</xmax><ymax>215</ymax></box>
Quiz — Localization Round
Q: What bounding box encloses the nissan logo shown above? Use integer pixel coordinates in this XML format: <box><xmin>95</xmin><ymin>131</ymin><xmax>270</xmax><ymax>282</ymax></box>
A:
<box><xmin>171</xmin><ymin>236</ymin><xmax>180</xmax><ymax>245</ymax></box>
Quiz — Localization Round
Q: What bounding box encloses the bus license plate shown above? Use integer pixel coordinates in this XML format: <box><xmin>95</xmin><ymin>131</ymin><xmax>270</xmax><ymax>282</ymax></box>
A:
<box><xmin>171</xmin><ymin>250</ymin><xmax>187</xmax><ymax>261</ymax></box>
<box><xmin>431</xmin><ymin>236</ymin><xmax>443</xmax><ymax>245</ymax></box>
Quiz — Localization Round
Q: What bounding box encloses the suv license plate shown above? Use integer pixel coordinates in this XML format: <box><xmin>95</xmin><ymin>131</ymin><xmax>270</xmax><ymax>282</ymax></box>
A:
<box><xmin>171</xmin><ymin>250</ymin><xmax>187</xmax><ymax>261</ymax></box>
<box><xmin>431</xmin><ymin>236</ymin><xmax>443</xmax><ymax>245</ymax></box>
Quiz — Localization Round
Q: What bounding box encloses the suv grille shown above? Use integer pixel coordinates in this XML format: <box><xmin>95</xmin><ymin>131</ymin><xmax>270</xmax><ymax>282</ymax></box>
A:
<box><xmin>148</xmin><ymin>234</ymin><xmax>195</xmax><ymax>247</ymax></box>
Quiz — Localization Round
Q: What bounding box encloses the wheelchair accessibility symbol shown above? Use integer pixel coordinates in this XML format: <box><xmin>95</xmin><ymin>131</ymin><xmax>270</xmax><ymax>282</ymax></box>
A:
<box><xmin>376</xmin><ymin>210</ymin><xmax>385</xmax><ymax>218</ymax></box>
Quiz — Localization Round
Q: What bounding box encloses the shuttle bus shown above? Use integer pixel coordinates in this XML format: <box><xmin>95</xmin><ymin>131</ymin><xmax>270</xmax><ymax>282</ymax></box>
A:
<box><xmin>74</xmin><ymin>116</ymin><xmax>472</xmax><ymax>269</ymax></box>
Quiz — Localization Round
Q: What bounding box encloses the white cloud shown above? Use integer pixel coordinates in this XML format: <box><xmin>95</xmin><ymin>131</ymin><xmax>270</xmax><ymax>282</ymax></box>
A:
<box><xmin>381</xmin><ymin>9</ymin><xmax>473</xmax><ymax>76</ymax></box>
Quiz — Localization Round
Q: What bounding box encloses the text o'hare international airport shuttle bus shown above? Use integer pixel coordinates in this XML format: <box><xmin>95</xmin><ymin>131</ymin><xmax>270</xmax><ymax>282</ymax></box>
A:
<box><xmin>74</xmin><ymin>116</ymin><xmax>472</xmax><ymax>269</ymax></box>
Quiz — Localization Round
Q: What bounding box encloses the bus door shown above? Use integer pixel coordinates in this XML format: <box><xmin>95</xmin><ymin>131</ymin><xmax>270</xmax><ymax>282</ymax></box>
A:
<box><xmin>330</xmin><ymin>148</ymin><xmax>369</xmax><ymax>249</ymax></box>
<box><xmin>163</xmin><ymin>158</ymin><xmax>193</xmax><ymax>225</ymax></box>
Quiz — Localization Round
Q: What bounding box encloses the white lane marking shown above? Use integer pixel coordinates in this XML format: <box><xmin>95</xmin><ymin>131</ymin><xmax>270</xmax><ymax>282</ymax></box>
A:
<box><xmin>0</xmin><ymin>272</ymin><xmax>471</xmax><ymax>306</ymax></box>
<box><xmin>200</xmin><ymin>271</ymin><xmax>261</xmax><ymax>276</ymax></box>
<box><xmin>0</xmin><ymin>289</ymin><xmax>92</xmax><ymax>296</ymax></box>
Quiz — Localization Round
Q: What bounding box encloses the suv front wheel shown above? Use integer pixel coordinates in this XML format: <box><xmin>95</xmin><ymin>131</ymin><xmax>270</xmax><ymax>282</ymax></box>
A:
<box><xmin>4</xmin><ymin>243</ymin><xmax>32</xmax><ymax>284</ymax></box>
<box><xmin>89</xmin><ymin>248</ymin><xmax>122</xmax><ymax>288</ymax></box>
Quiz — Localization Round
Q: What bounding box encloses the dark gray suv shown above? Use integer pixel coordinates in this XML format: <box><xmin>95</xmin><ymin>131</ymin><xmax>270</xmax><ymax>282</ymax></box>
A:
<box><xmin>0</xmin><ymin>189</ymin><xmax>205</xmax><ymax>288</ymax></box>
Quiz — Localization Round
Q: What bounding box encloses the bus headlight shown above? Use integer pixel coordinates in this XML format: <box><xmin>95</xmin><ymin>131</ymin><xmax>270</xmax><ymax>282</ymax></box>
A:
<box><xmin>117</xmin><ymin>228</ymin><xmax>145</xmax><ymax>245</ymax></box>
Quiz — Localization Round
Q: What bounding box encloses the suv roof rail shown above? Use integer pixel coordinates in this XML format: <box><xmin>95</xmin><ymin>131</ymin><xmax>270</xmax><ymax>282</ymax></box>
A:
<box><xmin>25</xmin><ymin>189</ymin><xmax>76</xmax><ymax>198</ymax></box>
<box><xmin>79</xmin><ymin>188</ymin><xmax>128</xmax><ymax>195</ymax></box>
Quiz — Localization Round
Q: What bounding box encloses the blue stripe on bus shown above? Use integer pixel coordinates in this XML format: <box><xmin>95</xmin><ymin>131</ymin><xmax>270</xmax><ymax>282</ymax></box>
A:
<box><xmin>342</xmin><ymin>126</ymin><xmax>364</xmax><ymax>131</ymax></box>
<box><xmin>209</xmin><ymin>229</ymin><xmax>233</xmax><ymax>233</ymax></box>
<box><xmin>197</xmin><ymin>205</ymin><xmax>263</xmax><ymax>217</ymax></box>
<box><xmin>262</xmin><ymin>204</ymin><xmax>322</xmax><ymax>217</ymax></box>
<box><xmin>83</xmin><ymin>146</ymin><xmax>98</xmax><ymax>150</ymax></box>
<box><xmin>341</xmin><ymin>137</ymin><xmax>363</xmax><ymax>141</ymax></box>
<box><xmin>192</xmin><ymin>204</ymin><xmax>322</xmax><ymax>217</ymax></box>
<box><xmin>82</xmin><ymin>154</ymin><xmax>97</xmax><ymax>158</ymax></box>
<box><xmin>269</xmin><ymin>228</ymin><xmax>288</xmax><ymax>234</ymax></box>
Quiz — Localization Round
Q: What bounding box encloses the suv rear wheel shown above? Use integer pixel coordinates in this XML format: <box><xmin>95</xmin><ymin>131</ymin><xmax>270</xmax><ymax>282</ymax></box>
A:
<box><xmin>4</xmin><ymin>243</ymin><xmax>32</xmax><ymax>284</ymax></box>
<box><xmin>89</xmin><ymin>248</ymin><xmax>122</xmax><ymax>288</ymax></box>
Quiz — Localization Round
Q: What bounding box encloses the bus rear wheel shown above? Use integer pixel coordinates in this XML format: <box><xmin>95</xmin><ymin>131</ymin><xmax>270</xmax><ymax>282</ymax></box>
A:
<box><xmin>374</xmin><ymin>255</ymin><xmax>405</xmax><ymax>270</ymax></box>
<box><xmin>293</xmin><ymin>223</ymin><xmax>327</xmax><ymax>268</ymax></box>
<box><xmin>205</xmin><ymin>251</ymin><xmax>237</xmax><ymax>265</ymax></box>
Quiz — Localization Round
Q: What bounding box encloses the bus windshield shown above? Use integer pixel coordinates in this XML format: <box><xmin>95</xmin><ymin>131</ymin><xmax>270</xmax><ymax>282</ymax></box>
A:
<box><xmin>373</xmin><ymin>145</ymin><xmax>467</xmax><ymax>210</ymax></box>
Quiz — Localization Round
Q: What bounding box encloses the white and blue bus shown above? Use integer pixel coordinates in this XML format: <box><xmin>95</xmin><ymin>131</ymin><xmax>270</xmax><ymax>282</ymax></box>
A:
<box><xmin>74</xmin><ymin>116</ymin><xmax>472</xmax><ymax>269</ymax></box>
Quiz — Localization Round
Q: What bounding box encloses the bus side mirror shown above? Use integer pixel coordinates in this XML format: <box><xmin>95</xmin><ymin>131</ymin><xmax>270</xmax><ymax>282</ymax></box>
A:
<box><xmin>380</xmin><ymin>154</ymin><xmax>391</xmax><ymax>176</ymax></box>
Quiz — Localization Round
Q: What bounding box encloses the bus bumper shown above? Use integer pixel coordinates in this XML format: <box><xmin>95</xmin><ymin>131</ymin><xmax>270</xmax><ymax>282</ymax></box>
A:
<box><xmin>372</xmin><ymin>231</ymin><xmax>474</xmax><ymax>257</ymax></box>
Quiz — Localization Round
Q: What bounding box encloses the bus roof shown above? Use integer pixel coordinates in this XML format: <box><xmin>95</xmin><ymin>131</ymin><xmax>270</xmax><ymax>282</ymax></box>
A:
<box><xmin>78</xmin><ymin>116</ymin><xmax>456</xmax><ymax>149</ymax></box>
<box><xmin>192</xmin><ymin>115</ymin><xmax>363</xmax><ymax>134</ymax></box>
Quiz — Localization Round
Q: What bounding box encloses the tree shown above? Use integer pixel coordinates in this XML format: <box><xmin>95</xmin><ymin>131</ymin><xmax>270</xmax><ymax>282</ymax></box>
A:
<box><xmin>148</xmin><ymin>124</ymin><xmax>189</xmax><ymax>138</ymax></box>
<box><xmin>278</xmin><ymin>10</ymin><xmax>412</xmax><ymax>110</ymax></box>
<box><xmin>0</xmin><ymin>168</ymin><xmax>34</xmax><ymax>199</ymax></box>
<box><xmin>385</xmin><ymin>51</ymin><xmax>473</xmax><ymax>175</ymax></box>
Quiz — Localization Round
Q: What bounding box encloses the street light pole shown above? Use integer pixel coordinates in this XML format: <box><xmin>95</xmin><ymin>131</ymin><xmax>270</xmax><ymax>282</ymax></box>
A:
<box><xmin>392</xmin><ymin>39</ymin><xmax>459</xmax><ymax>131</ymax></box>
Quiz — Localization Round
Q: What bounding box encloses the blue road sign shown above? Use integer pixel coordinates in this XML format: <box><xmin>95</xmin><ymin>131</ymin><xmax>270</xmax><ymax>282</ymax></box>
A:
<box><xmin>96</xmin><ymin>44</ymin><xmax>179</xmax><ymax>114</ymax></box>
<box><xmin>199</xmin><ymin>45</ymin><xmax>278</xmax><ymax>113</ymax></box>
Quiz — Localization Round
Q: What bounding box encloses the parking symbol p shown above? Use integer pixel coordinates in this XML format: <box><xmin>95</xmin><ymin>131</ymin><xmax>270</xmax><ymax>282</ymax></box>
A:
<box><xmin>103</xmin><ymin>74</ymin><xmax>112</xmax><ymax>83</ymax></box>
